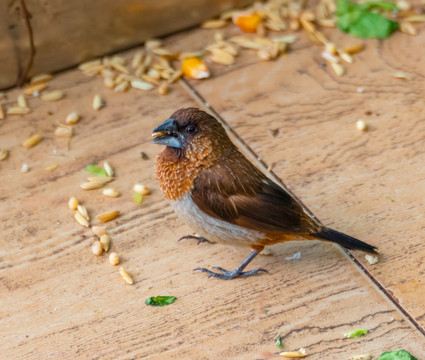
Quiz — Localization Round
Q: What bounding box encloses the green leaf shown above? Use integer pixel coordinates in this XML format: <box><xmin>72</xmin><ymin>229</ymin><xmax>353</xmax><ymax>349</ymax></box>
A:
<box><xmin>336</xmin><ymin>0</ymin><xmax>398</xmax><ymax>39</ymax></box>
<box><xmin>275</xmin><ymin>335</ymin><xmax>283</xmax><ymax>349</ymax></box>
<box><xmin>344</xmin><ymin>328</ymin><xmax>368</xmax><ymax>338</ymax></box>
<box><xmin>377</xmin><ymin>350</ymin><xmax>418</xmax><ymax>360</ymax></box>
<box><xmin>85</xmin><ymin>163</ymin><xmax>108</xmax><ymax>176</ymax></box>
<box><xmin>145</xmin><ymin>296</ymin><xmax>177</xmax><ymax>306</ymax></box>
<box><xmin>133</xmin><ymin>191</ymin><xmax>143</xmax><ymax>204</ymax></box>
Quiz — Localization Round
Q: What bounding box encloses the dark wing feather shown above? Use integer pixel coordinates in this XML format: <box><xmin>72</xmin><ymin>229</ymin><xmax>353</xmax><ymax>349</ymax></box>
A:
<box><xmin>191</xmin><ymin>158</ymin><xmax>313</xmax><ymax>234</ymax></box>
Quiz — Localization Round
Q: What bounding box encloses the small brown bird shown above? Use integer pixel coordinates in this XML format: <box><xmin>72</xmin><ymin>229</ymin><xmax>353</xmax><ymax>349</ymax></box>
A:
<box><xmin>152</xmin><ymin>108</ymin><xmax>377</xmax><ymax>280</ymax></box>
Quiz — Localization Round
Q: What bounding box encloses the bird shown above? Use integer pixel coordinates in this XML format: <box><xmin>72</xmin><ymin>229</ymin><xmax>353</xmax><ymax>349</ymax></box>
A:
<box><xmin>152</xmin><ymin>107</ymin><xmax>378</xmax><ymax>280</ymax></box>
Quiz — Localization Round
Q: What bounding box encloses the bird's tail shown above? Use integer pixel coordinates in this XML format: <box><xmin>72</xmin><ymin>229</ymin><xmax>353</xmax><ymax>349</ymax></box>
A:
<box><xmin>313</xmin><ymin>228</ymin><xmax>378</xmax><ymax>254</ymax></box>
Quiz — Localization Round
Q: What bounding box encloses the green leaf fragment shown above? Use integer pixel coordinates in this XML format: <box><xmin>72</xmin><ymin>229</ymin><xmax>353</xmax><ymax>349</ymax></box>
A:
<box><xmin>344</xmin><ymin>328</ymin><xmax>368</xmax><ymax>338</ymax></box>
<box><xmin>145</xmin><ymin>296</ymin><xmax>177</xmax><ymax>306</ymax></box>
<box><xmin>133</xmin><ymin>191</ymin><xmax>143</xmax><ymax>204</ymax></box>
<box><xmin>377</xmin><ymin>350</ymin><xmax>418</xmax><ymax>360</ymax></box>
<box><xmin>336</xmin><ymin>0</ymin><xmax>398</xmax><ymax>39</ymax></box>
<box><xmin>85</xmin><ymin>163</ymin><xmax>108</xmax><ymax>176</ymax></box>
<box><xmin>275</xmin><ymin>335</ymin><xmax>283</xmax><ymax>349</ymax></box>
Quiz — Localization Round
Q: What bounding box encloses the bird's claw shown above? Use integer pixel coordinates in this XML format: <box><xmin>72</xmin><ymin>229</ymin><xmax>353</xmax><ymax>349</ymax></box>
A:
<box><xmin>178</xmin><ymin>235</ymin><xmax>213</xmax><ymax>245</ymax></box>
<box><xmin>194</xmin><ymin>266</ymin><xmax>268</xmax><ymax>280</ymax></box>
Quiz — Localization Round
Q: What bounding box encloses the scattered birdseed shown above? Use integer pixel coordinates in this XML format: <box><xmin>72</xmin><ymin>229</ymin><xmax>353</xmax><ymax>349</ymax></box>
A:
<box><xmin>279</xmin><ymin>348</ymin><xmax>307</xmax><ymax>358</ymax></box>
<box><xmin>91</xmin><ymin>241</ymin><xmax>103</xmax><ymax>256</ymax></box>
<box><xmin>0</xmin><ymin>149</ymin><xmax>9</xmax><ymax>161</ymax></box>
<box><xmin>348</xmin><ymin>355</ymin><xmax>372</xmax><ymax>360</ymax></box>
<box><xmin>99</xmin><ymin>234</ymin><xmax>111</xmax><ymax>252</ymax></box>
<box><xmin>21</xmin><ymin>163</ymin><xmax>29</xmax><ymax>173</ymax></box>
<box><xmin>17</xmin><ymin>94</ymin><xmax>28</xmax><ymax>108</ymax></box>
<box><xmin>75</xmin><ymin>212</ymin><xmax>89</xmax><ymax>227</ymax></box>
<box><xmin>23</xmin><ymin>134</ymin><xmax>42</xmax><ymax>148</ymax></box>
<box><xmin>7</xmin><ymin>106</ymin><xmax>30</xmax><ymax>115</ymax></box>
<box><xmin>365</xmin><ymin>254</ymin><xmax>378</xmax><ymax>265</ymax></box>
<box><xmin>103</xmin><ymin>188</ymin><xmax>120</xmax><ymax>198</ymax></box>
<box><xmin>68</xmin><ymin>197</ymin><xmax>78</xmax><ymax>210</ymax></box>
<box><xmin>77</xmin><ymin>205</ymin><xmax>90</xmax><ymax>221</ymax></box>
<box><xmin>131</xmin><ymin>80</ymin><xmax>154</xmax><ymax>91</ymax></box>
<box><xmin>41</xmin><ymin>90</ymin><xmax>64</xmax><ymax>101</ymax></box>
<box><xmin>109</xmin><ymin>252</ymin><xmax>120</xmax><ymax>265</ymax></box>
<box><xmin>96</xmin><ymin>210</ymin><xmax>120</xmax><ymax>223</ymax></box>
<box><xmin>119</xmin><ymin>267</ymin><xmax>134</xmax><ymax>284</ymax></box>
<box><xmin>103</xmin><ymin>161</ymin><xmax>114</xmax><ymax>177</ymax></box>
<box><xmin>92</xmin><ymin>226</ymin><xmax>106</xmax><ymax>237</ymax></box>
<box><xmin>0</xmin><ymin>104</ymin><xmax>4</xmax><ymax>119</ymax></box>
<box><xmin>356</xmin><ymin>119</ymin><xmax>367</xmax><ymax>131</ymax></box>
<box><xmin>66</xmin><ymin>112</ymin><xmax>80</xmax><ymax>125</ymax></box>
<box><xmin>54</xmin><ymin>126</ymin><xmax>73</xmax><ymax>138</ymax></box>
<box><xmin>92</xmin><ymin>94</ymin><xmax>105</xmax><ymax>110</ymax></box>
<box><xmin>30</xmin><ymin>73</ymin><xmax>53</xmax><ymax>84</ymax></box>
<box><xmin>133</xmin><ymin>184</ymin><xmax>150</xmax><ymax>195</ymax></box>
<box><xmin>45</xmin><ymin>164</ymin><xmax>59</xmax><ymax>172</ymax></box>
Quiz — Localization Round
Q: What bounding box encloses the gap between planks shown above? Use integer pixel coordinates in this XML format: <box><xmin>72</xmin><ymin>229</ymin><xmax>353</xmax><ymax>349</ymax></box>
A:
<box><xmin>177</xmin><ymin>77</ymin><xmax>425</xmax><ymax>339</ymax></box>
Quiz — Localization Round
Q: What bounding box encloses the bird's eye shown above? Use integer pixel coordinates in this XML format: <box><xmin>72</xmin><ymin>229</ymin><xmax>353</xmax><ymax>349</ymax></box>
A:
<box><xmin>185</xmin><ymin>126</ymin><xmax>196</xmax><ymax>134</ymax></box>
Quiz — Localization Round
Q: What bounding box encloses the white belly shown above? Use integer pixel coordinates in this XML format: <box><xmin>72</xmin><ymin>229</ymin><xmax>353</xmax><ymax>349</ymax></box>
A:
<box><xmin>170</xmin><ymin>193</ymin><xmax>265</xmax><ymax>248</ymax></box>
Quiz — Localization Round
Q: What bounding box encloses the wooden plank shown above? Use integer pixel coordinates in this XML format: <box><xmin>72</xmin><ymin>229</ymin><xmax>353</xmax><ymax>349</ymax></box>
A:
<box><xmin>0</xmin><ymin>46</ymin><xmax>425</xmax><ymax>359</ymax></box>
<box><xmin>188</xmin><ymin>28</ymin><xmax>425</xmax><ymax>330</ymax></box>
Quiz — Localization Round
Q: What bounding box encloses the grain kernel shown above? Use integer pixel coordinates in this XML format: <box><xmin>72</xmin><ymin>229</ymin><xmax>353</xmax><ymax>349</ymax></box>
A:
<box><xmin>96</xmin><ymin>210</ymin><xmax>120</xmax><ymax>223</ymax></box>
<box><xmin>279</xmin><ymin>348</ymin><xmax>307</xmax><ymax>358</ymax></box>
<box><xmin>92</xmin><ymin>226</ymin><xmax>106</xmax><ymax>237</ymax></box>
<box><xmin>103</xmin><ymin>188</ymin><xmax>120</xmax><ymax>198</ymax></box>
<box><xmin>66</xmin><ymin>111</ymin><xmax>80</xmax><ymax>125</ymax></box>
<box><xmin>23</xmin><ymin>83</ymin><xmax>48</xmax><ymax>95</ymax></box>
<box><xmin>23</xmin><ymin>134</ymin><xmax>42</xmax><ymax>148</ymax></box>
<box><xmin>21</xmin><ymin>163</ymin><xmax>29</xmax><ymax>173</ymax></box>
<box><xmin>93</xmin><ymin>94</ymin><xmax>105</xmax><ymax>110</ymax></box>
<box><xmin>0</xmin><ymin>149</ymin><xmax>9</xmax><ymax>161</ymax></box>
<box><xmin>75</xmin><ymin>212</ymin><xmax>89</xmax><ymax>227</ymax></box>
<box><xmin>55</xmin><ymin>126</ymin><xmax>73</xmax><ymax>137</ymax></box>
<box><xmin>119</xmin><ymin>267</ymin><xmax>134</xmax><ymax>284</ymax></box>
<box><xmin>99</xmin><ymin>234</ymin><xmax>111</xmax><ymax>252</ymax></box>
<box><xmin>114</xmin><ymin>81</ymin><xmax>130</xmax><ymax>92</ymax></box>
<box><xmin>109</xmin><ymin>252</ymin><xmax>120</xmax><ymax>265</ymax></box>
<box><xmin>91</xmin><ymin>241</ymin><xmax>103</xmax><ymax>256</ymax></box>
<box><xmin>17</xmin><ymin>94</ymin><xmax>28</xmax><ymax>108</ymax></box>
<box><xmin>103</xmin><ymin>161</ymin><xmax>114</xmax><ymax>176</ymax></box>
<box><xmin>131</xmin><ymin>80</ymin><xmax>154</xmax><ymax>91</ymax></box>
<box><xmin>45</xmin><ymin>164</ymin><xmax>59</xmax><ymax>172</ymax></box>
<box><xmin>330</xmin><ymin>62</ymin><xmax>345</xmax><ymax>76</ymax></box>
<box><xmin>365</xmin><ymin>255</ymin><xmax>378</xmax><ymax>265</ymax></box>
<box><xmin>342</xmin><ymin>43</ymin><xmax>363</xmax><ymax>54</ymax></box>
<box><xmin>182</xmin><ymin>57</ymin><xmax>210</xmax><ymax>79</ymax></box>
<box><xmin>80</xmin><ymin>178</ymin><xmax>109</xmax><ymax>190</ymax></box>
<box><xmin>30</xmin><ymin>73</ymin><xmax>53</xmax><ymax>84</ymax></box>
<box><xmin>349</xmin><ymin>354</ymin><xmax>372</xmax><ymax>360</ymax></box>
<box><xmin>356</xmin><ymin>119</ymin><xmax>367</xmax><ymax>131</ymax></box>
<box><xmin>133</xmin><ymin>184</ymin><xmax>150</xmax><ymax>195</ymax></box>
<box><xmin>202</xmin><ymin>19</ymin><xmax>228</xmax><ymax>29</ymax></box>
<box><xmin>7</xmin><ymin>106</ymin><xmax>30</xmax><ymax>115</ymax></box>
<box><xmin>77</xmin><ymin>205</ymin><xmax>90</xmax><ymax>221</ymax></box>
<box><xmin>41</xmin><ymin>90</ymin><xmax>64</xmax><ymax>101</ymax></box>
<box><xmin>158</xmin><ymin>84</ymin><xmax>169</xmax><ymax>95</ymax></box>
<box><xmin>68</xmin><ymin>197</ymin><xmax>78</xmax><ymax>210</ymax></box>
<box><xmin>0</xmin><ymin>104</ymin><xmax>4</xmax><ymax>119</ymax></box>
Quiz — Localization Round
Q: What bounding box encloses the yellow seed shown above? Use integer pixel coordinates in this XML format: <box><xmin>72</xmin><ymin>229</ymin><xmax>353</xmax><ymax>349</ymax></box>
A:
<box><xmin>103</xmin><ymin>161</ymin><xmax>114</xmax><ymax>177</ymax></box>
<box><xmin>110</xmin><ymin>62</ymin><xmax>129</xmax><ymax>74</ymax></box>
<box><xmin>30</xmin><ymin>73</ymin><xmax>53</xmax><ymax>84</ymax></box>
<box><xmin>96</xmin><ymin>210</ymin><xmax>120</xmax><ymax>223</ymax></box>
<box><xmin>202</xmin><ymin>19</ymin><xmax>228</xmax><ymax>29</ymax></box>
<box><xmin>405</xmin><ymin>15</ymin><xmax>425</xmax><ymax>23</ymax></box>
<box><xmin>289</xmin><ymin>19</ymin><xmax>300</xmax><ymax>30</ymax></box>
<box><xmin>91</xmin><ymin>241</ymin><xmax>103</xmax><ymax>256</ymax></box>
<box><xmin>77</xmin><ymin>205</ymin><xmax>90</xmax><ymax>221</ymax></box>
<box><xmin>17</xmin><ymin>94</ymin><xmax>28</xmax><ymax>108</ymax></box>
<box><xmin>365</xmin><ymin>255</ymin><xmax>378</xmax><ymax>265</ymax></box>
<box><xmin>214</xmin><ymin>31</ymin><xmax>224</xmax><ymax>42</ymax></box>
<box><xmin>86</xmin><ymin>176</ymin><xmax>113</xmax><ymax>183</ymax></box>
<box><xmin>325</xmin><ymin>43</ymin><xmax>337</xmax><ymax>55</ymax></box>
<box><xmin>151</xmin><ymin>48</ymin><xmax>176</xmax><ymax>57</ymax></box>
<box><xmin>147</xmin><ymin>68</ymin><xmax>161</xmax><ymax>80</ymax></box>
<box><xmin>356</xmin><ymin>119</ymin><xmax>367</xmax><ymax>131</ymax></box>
<box><xmin>78</xmin><ymin>59</ymin><xmax>102</xmax><ymax>72</ymax></box>
<box><xmin>7</xmin><ymin>106</ymin><xmax>30</xmax><ymax>115</ymax></box>
<box><xmin>54</xmin><ymin>126</ymin><xmax>73</xmax><ymax>137</ymax></box>
<box><xmin>23</xmin><ymin>134</ymin><xmax>42</xmax><ymax>148</ymax></box>
<box><xmin>0</xmin><ymin>104</ymin><xmax>4</xmax><ymax>119</ymax></box>
<box><xmin>68</xmin><ymin>196</ymin><xmax>78</xmax><ymax>210</ymax></box>
<box><xmin>92</xmin><ymin>226</ymin><xmax>106</xmax><ymax>237</ymax></box>
<box><xmin>141</xmin><ymin>75</ymin><xmax>160</xmax><ymax>86</ymax></box>
<box><xmin>331</xmin><ymin>62</ymin><xmax>345</xmax><ymax>76</ymax></box>
<box><xmin>339</xmin><ymin>51</ymin><xmax>353</xmax><ymax>64</ymax></box>
<box><xmin>399</xmin><ymin>21</ymin><xmax>417</xmax><ymax>36</ymax></box>
<box><xmin>349</xmin><ymin>354</ymin><xmax>373</xmax><ymax>360</ymax></box>
<box><xmin>109</xmin><ymin>252</ymin><xmax>120</xmax><ymax>266</ymax></box>
<box><xmin>145</xmin><ymin>39</ymin><xmax>162</xmax><ymax>49</ymax></box>
<box><xmin>131</xmin><ymin>80</ymin><xmax>154</xmax><ymax>91</ymax></box>
<box><xmin>396</xmin><ymin>0</ymin><xmax>410</xmax><ymax>10</ymax></box>
<box><xmin>103</xmin><ymin>76</ymin><xmax>115</xmax><ymax>89</ymax></box>
<box><xmin>0</xmin><ymin>149</ymin><xmax>9</xmax><ymax>161</ymax></box>
<box><xmin>168</xmin><ymin>70</ymin><xmax>183</xmax><ymax>84</ymax></box>
<box><xmin>103</xmin><ymin>188</ymin><xmax>120</xmax><ymax>198</ymax></box>
<box><xmin>45</xmin><ymin>164</ymin><xmax>59</xmax><ymax>172</ymax></box>
<box><xmin>392</xmin><ymin>72</ymin><xmax>414</xmax><ymax>80</ymax></box>
<box><xmin>342</xmin><ymin>43</ymin><xmax>363</xmax><ymax>55</ymax></box>
<box><xmin>99</xmin><ymin>234</ymin><xmax>111</xmax><ymax>252</ymax></box>
<box><xmin>119</xmin><ymin>267</ymin><xmax>134</xmax><ymax>284</ymax></box>
<box><xmin>80</xmin><ymin>179</ymin><xmax>109</xmax><ymax>190</ymax></box>
<box><xmin>131</xmin><ymin>51</ymin><xmax>144</xmax><ymax>69</ymax></box>
<box><xmin>179</xmin><ymin>51</ymin><xmax>205</xmax><ymax>60</ymax></box>
<box><xmin>23</xmin><ymin>83</ymin><xmax>48</xmax><ymax>95</ymax></box>
<box><xmin>158</xmin><ymin>84</ymin><xmax>169</xmax><ymax>95</ymax></box>
<box><xmin>75</xmin><ymin>212</ymin><xmax>89</xmax><ymax>227</ymax></box>
<box><xmin>21</xmin><ymin>163</ymin><xmax>29</xmax><ymax>173</ymax></box>
<box><xmin>279</xmin><ymin>348</ymin><xmax>307</xmax><ymax>358</ymax></box>
<box><xmin>93</xmin><ymin>94</ymin><xmax>105</xmax><ymax>110</ymax></box>
<box><xmin>66</xmin><ymin>111</ymin><xmax>80</xmax><ymax>125</ymax></box>
<box><xmin>41</xmin><ymin>90</ymin><xmax>64</xmax><ymax>101</ymax></box>
<box><xmin>114</xmin><ymin>81</ymin><xmax>130</xmax><ymax>92</ymax></box>
<box><xmin>133</xmin><ymin>184</ymin><xmax>150</xmax><ymax>195</ymax></box>
<box><xmin>182</xmin><ymin>57</ymin><xmax>210</xmax><ymax>79</ymax></box>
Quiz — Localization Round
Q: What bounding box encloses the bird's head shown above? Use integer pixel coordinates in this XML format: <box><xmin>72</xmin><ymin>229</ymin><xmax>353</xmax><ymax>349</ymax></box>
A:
<box><xmin>152</xmin><ymin>108</ymin><xmax>230</xmax><ymax>163</ymax></box>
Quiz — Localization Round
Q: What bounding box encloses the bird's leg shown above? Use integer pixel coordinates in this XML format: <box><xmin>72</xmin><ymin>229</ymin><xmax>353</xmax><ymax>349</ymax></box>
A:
<box><xmin>178</xmin><ymin>234</ymin><xmax>213</xmax><ymax>245</ymax></box>
<box><xmin>195</xmin><ymin>250</ymin><xmax>268</xmax><ymax>280</ymax></box>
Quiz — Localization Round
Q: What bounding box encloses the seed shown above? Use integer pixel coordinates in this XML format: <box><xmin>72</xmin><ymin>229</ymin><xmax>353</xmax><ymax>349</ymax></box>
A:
<box><xmin>141</xmin><ymin>75</ymin><xmax>160</xmax><ymax>86</ymax></box>
<box><xmin>210</xmin><ymin>49</ymin><xmax>235</xmax><ymax>65</ymax></box>
<box><xmin>331</xmin><ymin>62</ymin><xmax>345</xmax><ymax>76</ymax></box>
<box><xmin>78</xmin><ymin>59</ymin><xmax>102</xmax><ymax>72</ymax></box>
<box><xmin>66</xmin><ymin>111</ymin><xmax>80</xmax><ymax>125</ymax></box>
<box><xmin>202</xmin><ymin>19</ymin><xmax>228</xmax><ymax>29</ymax></box>
<box><xmin>45</xmin><ymin>164</ymin><xmax>59</xmax><ymax>171</ymax></box>
<box><xmin>168</xmin><ymin>70</ymin><xmax>183</xmax><ymax>84</ymax></box>
<box><xmin>325</xmin><ymin>42</ymin><xmax>337</xmax><ymax>55</ymax></box>
<box><xmin>41</xmin><ymin>90</ymin><xmax>64</xmax><ymax>101</ymax></box>
<box><xmin>178</xmin><ymin>51</ymin><xmax>205</xmax><ymax>60</ymax></box>
<box><xmin>396</xmin><ymin>0</ymin><xmax>410</xmax><ymax>10</ymax></box>
<box><xmin>77</xmin><ymin>205</ymin><xmax>90</xmax><ymax>221</ymax></box>
<box><xmin>365</xmin><ymin>255</ymin><xmax>378</xmax><ymax>265</ymax></box>
<box><xmin>99</xmin><ymin>234</ymin><xmax>111</xmax><ymax>252</ymax></box>
<box><xmin>399</xmin><ymin>21</ymin><xmax>417</xmax><ymax>35</ymax></box>
<box><xmin>23</xmin><ymin>83</ymin><xmax>48</xmax><ymax>95</ymax></box>
<box><xmin>80</xmin><ymin>178</ymin><xmax>110</xmax><ymax>190</ymax></box>
<box><xmin>109</xmin><ymin>252</ymin><xmax>120</xmax><ymax>266</ymax></box>
<box><xmin>131</xmin><ymin>80</ymin><xmax>154</xmax><ymax>91</ymax></box>
<box><xmin>86</xmin><ymin>176</ymin><xmax>113</xmax><ymax>183</ymax></box>
<box><xmin>30</xmin><ymin>73</ymin><xmax>53</xmax><ymax>84</ymax></box>
<box><xmin>21</xmin><ymin>163</ymin><xmax>29</xmax><ymax>173</ymax></box>
<box><xmin>392</xmin><ymin>72</ymin><xmax>414</xmax><ymax>80</ymax></box>
<box><xmin>103</xmin><ymin>76</ymin><xmax>115</xmax><ymax>89</ymax></box>
<box><xmin>0</xmin><ymin>104</ymin><xmax>4</xmax><ymax>119</ymax></box>
<box><xmin>111</xmin><ymin>62</ymin><xmax>129</xmax><ymax>75</ymax></box>
<box><xmin>301</xmin><ymin>11</ymin><xmax>315</xmax><ymax>22</ymax></box>
<box><xmin>0</xmin><ymin>149</ymin><xmax>8</xmax><ymax>161</ymax></box>
<box><xmin>7</xmin><ymin>106</ymin><xmax>30</xmax><ymax>115</ymax></box>
<box><xmin>119</xmin><ymin>267</ymin><xmax>134</xmax><ymax>284</ymax></box>
<box><xmin>158</xmin><ymin>84</ymin><xmax>169</xmax><ymax>95</ymax></box>
<box><xmin>17</xmin><ymin>94</ymin><xmax>28</xmax><ymax>108</ymax></box>
<box><xmin>342</xmin><ymin>43</ymin><xmax>363</xmax><ymax>54</ymax></box>
<box><xmin>279</xmin><ymin>348</ymin><xmax>307</xmax><ymax>358</ymax></box>
<box><xmin>96</xmin><ymin>210</ymin><xmax>120</xmax><ymax>223</ymax></box>
<box><xmin>299</xmin><ymin>17</ymin><xmax>315</xmax><ymax>33</ymax></box>
<box><xmin>322</xmin><ymin>52</ymin><xmax>338</xmax><ymax>63</ymax></box>
<box><xmin>405</xmin><ymin>15</ymin><xmax>425</xmax><ymax>23</ymax></box>
<box><xmin>289</xmin><ymin>19</ymin><xmax>300</xmax><ymax>30</ymax></box>
<box><xmin>131</xmin><ymin>51</ymin><xmax>144</xmax><ymax>69</ymax></box>
<box><xmin>103</xmin><ymin>188</ymin><xmax>120</xmax><ymax>198</ymax></box>
<box><xmin>356</xmin><ymin>119</ymin><xmax>367</xmax><ymax>131</ymax></box>
<box><xmin>68</xmin><ymin>197</ymin><xmax>79</xmax><ymax>210</ymax></box>
<box><xmin>91</xmin><ymin>241</ymin><xmax>103</xmax><ymax>256</ymax></box>
<box><xmin>23</xmin><ymin>134</ymin><xmax>42</xmax><ymax>148</ymax></box>
<box><xmin>151</xmin><ymin>48</ymin><xmax>176</xmax><ymax>57</ymax></box>
<box><xmin>93</xmin><ymin>94</ymin><xmax>105</xmax><ymax>110</ymax></box>
<box><xmin>92</xmin><ymin>226</ymin><xmax>106</xmax><ymax>237</ymax></box>
<box><xmin>349</xmin><ymin>354</ymin><xmax>373</xmax><ymax>360</ymax></box>
<box><xmin>103</xmin><ymin>161</ymin><xmax>114</xmax><ymax>177</ymax></box>
<box><xmin>75</xmin><ymin>212</ymin><xmax>89</xmax><ymax>227</ymax></box>
<box><xmin>339</xmin><ymin>51</ymin><xmax>353</xmax><ymax>64</ymax></box>
<box><xmin>181</xmin><ymin>57</ymin><xmax>210</xmax><ymax>79</ymax></box>
<box><xmin>133</xmin><ymin>184</ymin><xmax>150</xmax><ymax>195</ymax></box>
<box><xmin>145</xmin><ymin>39</ymin><xmax>162</xmax><ymax>49</ymax></box>
<box><xmin>214</xmin><ymin>31</ymin><xmax>224</xmax><ymax>42</ymax></box>
<box><xmin>317</xmin><ymin>18</ymin><xmax>336</xmax><ymax>27</ymax></box>
<box><xmin>54</xmin><ymin>126</ymin><xmax>73</xmax><ymax>137</ymax></box>
<box><xmin>233</xmin><ymin>12</ymin><xmax>262</xmax><ymax>33</ymax></box>
<box><xmin>114</xmin><ymin>81</ymin><xmax>130</xmax><ymax>92</ymax></box>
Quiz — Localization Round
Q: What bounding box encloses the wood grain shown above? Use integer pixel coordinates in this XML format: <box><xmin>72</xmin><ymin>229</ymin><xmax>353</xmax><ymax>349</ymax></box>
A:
<box><xmin>1</xmin><ymin>32</ymin><xmax>425</xmax><ymax>359</ymax></box>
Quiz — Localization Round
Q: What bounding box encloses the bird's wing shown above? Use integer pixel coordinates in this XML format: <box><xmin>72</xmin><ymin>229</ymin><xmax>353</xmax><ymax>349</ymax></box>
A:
<box><xmin>191</xmin><ymin>162</ymin><xmax>315</xmax><ymax>234</ymax></box>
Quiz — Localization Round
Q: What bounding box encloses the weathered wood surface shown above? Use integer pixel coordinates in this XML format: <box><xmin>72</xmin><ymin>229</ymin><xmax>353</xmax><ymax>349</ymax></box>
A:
<box><xmin>1</xmin><ymin>30</ymin><xmax>425</xmax><ymax>360</ymax></box>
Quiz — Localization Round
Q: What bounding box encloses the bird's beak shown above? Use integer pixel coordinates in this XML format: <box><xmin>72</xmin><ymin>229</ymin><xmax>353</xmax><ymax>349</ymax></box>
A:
<box><xmin>151</xmin><ymin>118</ymin><xmax>181</xmax><ymax>148</ymax></box>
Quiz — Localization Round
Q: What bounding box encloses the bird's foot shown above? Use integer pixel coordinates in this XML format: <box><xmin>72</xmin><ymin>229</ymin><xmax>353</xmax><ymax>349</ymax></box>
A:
<box><xmin>194</xmin><ymin>266</ymin><xmax>268</xmax><ymax>280</ymax></box>
<box><xmin>178</xmin><ymin>235</ymin><xmax>213</xmax><ymax>245</ymax></box>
